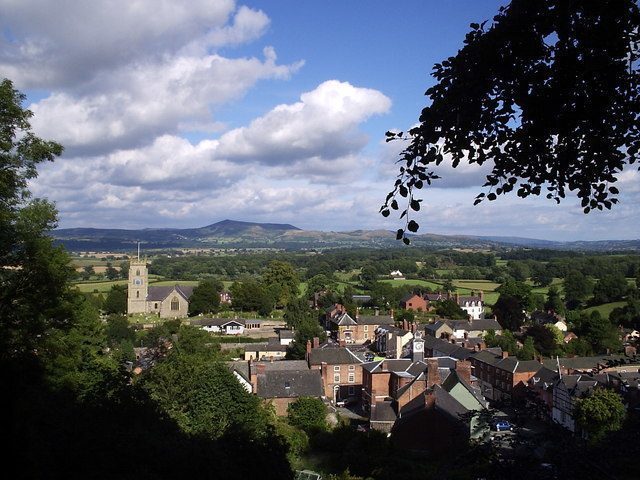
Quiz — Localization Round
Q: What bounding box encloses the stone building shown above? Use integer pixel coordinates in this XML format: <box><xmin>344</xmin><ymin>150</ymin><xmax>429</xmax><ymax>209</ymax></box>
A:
<box><xmin>127</xmin><ymin>259</ymin><xmax>193</xmax><ymax>318</ymax></box>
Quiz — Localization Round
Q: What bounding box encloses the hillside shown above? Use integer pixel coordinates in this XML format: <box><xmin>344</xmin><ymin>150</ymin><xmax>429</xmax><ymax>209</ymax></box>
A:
<box><xmin>51</xmin><ymin>219</ymin><xmax>640</xmax><ymax>252</ymax></box>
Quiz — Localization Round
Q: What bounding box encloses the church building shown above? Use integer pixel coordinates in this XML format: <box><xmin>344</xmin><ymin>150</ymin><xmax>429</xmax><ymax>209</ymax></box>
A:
<box><xmin>127</xmin><ymin>259</ymin><xmax>193</xmax><ymax>318</ymax></box>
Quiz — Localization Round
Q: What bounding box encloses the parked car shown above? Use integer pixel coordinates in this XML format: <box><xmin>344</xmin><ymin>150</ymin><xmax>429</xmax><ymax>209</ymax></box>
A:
<box><xmin>492</xmin><ymin>420</ymin><xmax>514</xmax><ymax>432</ymax></box>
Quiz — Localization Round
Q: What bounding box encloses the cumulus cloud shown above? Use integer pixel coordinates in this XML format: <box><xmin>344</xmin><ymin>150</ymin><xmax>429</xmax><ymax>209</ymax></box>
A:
<box><xmin>216</xmin><ymin>80</ymin><xmax>391</xmax><ymax>164</ymax></box>
<box><xmin>30</xmin><ymin>47</ymin><xmax>301</xmax><ymax>155</ymax></box>
<box><xmin>0</xmin><ymin>0</ymin><xmax>269</xmax><ymax>88</ymax></box>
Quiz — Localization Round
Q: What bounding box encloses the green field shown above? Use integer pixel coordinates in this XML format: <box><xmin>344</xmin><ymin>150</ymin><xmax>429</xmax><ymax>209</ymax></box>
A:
<box><xmin>74</xmin><ymin>280</ymin><xmax>128</xmax><ymax>292</ymax></box>
<box><xmin>582</xmin><ymin>301</ymin><xmax>626</xmax><ymax>318</ymax></box>
<box><xmin>379</xmin><ymin>279</ymin><xmax>443</xmax><ymax>290</ymax></box>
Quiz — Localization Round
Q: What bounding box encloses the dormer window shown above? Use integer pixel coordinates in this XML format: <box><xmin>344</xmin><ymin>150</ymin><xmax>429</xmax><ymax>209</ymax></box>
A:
<box><xmin>284</xmin><ymin>381</ymin><xmax>291</xmax><ymax>389</ymax></box>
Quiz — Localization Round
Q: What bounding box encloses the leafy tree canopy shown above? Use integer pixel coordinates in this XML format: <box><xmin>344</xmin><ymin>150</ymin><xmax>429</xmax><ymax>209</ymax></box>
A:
<box><xmin>574</xmin><ymin>388</ymin><xmax>626</xmax><ymax>443</ymax></box>
<box><xmin>103</xmin><ymin>284</ymin><xmax>127</xmax><ymax>315</ymax></box>
<box><xmin>381</xmin><ymin>0</ymin><xmax>640</xmax><ymax>242</ymax></box>
<box><xmin>188</xmin><ymin>279</ymin><xmax>223</xmax><ymax>316</ymax></box>
<box><xmin>287</xmin><ymin>397</ymin><xmax>327</xmax><ymax>434</ymax></box>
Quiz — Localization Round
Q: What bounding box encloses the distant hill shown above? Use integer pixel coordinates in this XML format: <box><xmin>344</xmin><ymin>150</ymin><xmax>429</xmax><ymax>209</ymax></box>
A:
<box><xmin>51</xmin><ymin>219</ymin><xmax>640</xmax><ymax>252</ymax></box>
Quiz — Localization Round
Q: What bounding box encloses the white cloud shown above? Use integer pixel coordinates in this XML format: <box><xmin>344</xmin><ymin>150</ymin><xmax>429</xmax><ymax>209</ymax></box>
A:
<box><xmin>216</xmin><ymin>80</ymin><xmax>391</xmax><ymax>164</ymax></box>
<box><xmin>29</xmin><ymin>47</ymin><xmax>301</xmax><ymax>156</ymax></box>
<box><xmin>0</xmin><ymin>0</ymin><xmax>264</xmax><ymax>88</ymax></box>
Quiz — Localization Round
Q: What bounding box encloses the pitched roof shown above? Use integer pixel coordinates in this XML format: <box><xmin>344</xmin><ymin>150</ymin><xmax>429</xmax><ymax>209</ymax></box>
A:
<box><xmin>371</xmin><ymin>400</ymin><xmax>397</xmax><ymax>422</ymax></box>
<box><xmin>357</xmin><ymin>315</ymin><xmax>394</xmax><ymax>325</ymax></box>
<box><xmin>256</xmin><ymin>369</ymin><xmax>323</xmax><ymax>399</ymax></box>
<box><xmin>146</xmin><ymin>284</ymin><xmax>194</xmax><ymax>301</ymax></box>
<box><xmin>423</xmin><ymin>336</ymin><xmax>473</xmax><ymax>360</ymax></box>
<box><xmin>468</xmin><ymin>318</ymin><xmax>502</xmax><ymax>331</ymax></box>
<box><xmin>541</xmin><ymin>354</ymin><xmax>629</xmax><ymax>372</ymax></box>
<box><xmin>226</xmin><ymin>361</ymin><xmax>250</xmax><ymax>382</ymax></box>
<box><xmin>308</xmin><ymin>347</ymin><xmax>363</xmax><ymax>365</ymax></box>
<box><xmin>245</xmin><ymin>342</ymin><xmax>288</xmax><ymax>352</ymax></box>
<box><xmin>252</xmin><ymin>360</ymin><xmax>309</xmax><ymax>372</ymax></box>
<box><xmin>332</xmin><ymin>313</ymin><xmax>357</xmax><ymax>326</ymax></box>
<box><xmin>190</xmin><ymin>318</ymin><xmax>245</xmax><ymax>327</ymax></box>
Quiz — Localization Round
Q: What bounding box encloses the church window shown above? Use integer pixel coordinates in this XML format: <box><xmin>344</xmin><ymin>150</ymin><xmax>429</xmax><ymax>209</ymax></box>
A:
<box><xmin>171</xmin><ymin>297</ymin><xmax>179</xmax><ymax>311</ymax></box>
<box><xmin>136</xmin><ymin>291</ymin><xmax>139</xmax><ymax>298</ymax></box>
<box><xmin>154</xmin><ymin>303</ymin><xmax>158</xmax><ymax>309</ymax></box>
<box><xmin>136</xmin><ymin>269</ymin><xmax>140</xmax><ymax>276</ymax></box>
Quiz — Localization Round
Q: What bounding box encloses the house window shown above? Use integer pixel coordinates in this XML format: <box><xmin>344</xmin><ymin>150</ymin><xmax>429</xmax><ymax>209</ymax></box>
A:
<box><xmin>170</xmin><ymin>297</ymin><xmax>179</xmax><ymax>311</ymax></box>
<box><xmin>349</xmin><ymin>365</ymin><xmax>355</xmax><ymax>371</ymax></box>
<box><xmin>364</xmin><ymin>333</ymin><xmax>368</xmax><ymax>339</ymax></box>
<box><xmin>334</xmin><ymin>374</ymin><xmax>340</xmax><ymax>383</ymax></box>
<box><xmin>364</xmin><ymin>325</ymin><xmax>368</xmax><ymax>332</ymax></box>
<box><xmin>348</xmin><ymin>373</ymin><xmax>355</xmax><ymax>383</ymax></box>
<box><xmin>348</xmin><ymin>386</ymin><xmax>355</xmax><ymax>395</ymax></box>
<box><xmin>334</xmin><ymin>366</ymin><xmax>340</xmax><ymax>371</ymax></box>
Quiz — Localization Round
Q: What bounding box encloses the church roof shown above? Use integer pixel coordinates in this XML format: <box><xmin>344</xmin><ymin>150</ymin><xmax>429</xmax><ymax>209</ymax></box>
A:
<box><xmin>146</xmin><ymin>285</ymin><xmax>193</xmax><ymax>302</ymax></box>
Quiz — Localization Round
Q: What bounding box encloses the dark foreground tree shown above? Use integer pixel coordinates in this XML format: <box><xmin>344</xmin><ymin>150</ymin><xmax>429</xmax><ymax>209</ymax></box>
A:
<box><xmin>0</xmin><ymin>78</ymin><xmax>66</xmax><ymax>359</ymax></box>
<box><xmin>382</xmin><ymin>0</ymin><xmax>640</xmax><ymax>242</ymax></box>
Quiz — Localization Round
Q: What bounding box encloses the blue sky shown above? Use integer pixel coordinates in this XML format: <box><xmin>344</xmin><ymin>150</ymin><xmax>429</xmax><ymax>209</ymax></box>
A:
<box><xmin>2</xmin><ymin>0</ymin><xmax>638</xmax><ymax>241</ymax></box>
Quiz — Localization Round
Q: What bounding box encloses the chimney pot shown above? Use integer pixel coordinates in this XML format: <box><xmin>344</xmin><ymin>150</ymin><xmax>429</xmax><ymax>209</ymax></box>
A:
<box><xmin>502</xmin><ymin>350</ymin><xmax>509</xmax><ymax>359</ymax></box>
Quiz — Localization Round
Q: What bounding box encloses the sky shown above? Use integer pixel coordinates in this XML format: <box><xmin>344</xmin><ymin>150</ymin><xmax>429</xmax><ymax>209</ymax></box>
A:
<box><xmin>2</xmin><ymin>0</ymin><xmax>639</xmax><ymax>241</ymax></box>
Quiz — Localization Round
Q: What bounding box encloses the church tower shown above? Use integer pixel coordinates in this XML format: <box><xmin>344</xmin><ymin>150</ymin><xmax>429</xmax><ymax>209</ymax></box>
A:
<box><xmin>127</xmin><ymin>258</ymin><xmax>148</xmax><ymax>315</ymax></box>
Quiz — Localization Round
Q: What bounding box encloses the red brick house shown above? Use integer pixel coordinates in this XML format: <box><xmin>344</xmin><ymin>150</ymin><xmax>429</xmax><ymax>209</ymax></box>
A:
<box><xmin>400</xmin><ymin>293</ymin><xmax>427</xmax><ymax>311</ymax></box>
<box><xmin>307</xmin><ymin>346</ymin><xmax>365</xmax><ymax>402</ymax></box>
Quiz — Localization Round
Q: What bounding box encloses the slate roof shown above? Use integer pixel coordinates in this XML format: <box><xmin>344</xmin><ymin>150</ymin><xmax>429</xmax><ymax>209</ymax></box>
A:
<box><xmin>308</xmin><ymin>347</ymin><xmax>363</xmax><ymax>366</ymax></box>
<box><xmin>332</xmin><ymin>313</ymin><xmax>357</xmax><ymax>326</ymax></box>
<box><xmin>377</xmin><ymin>325</ymin><xmax>411</xmax><ymax>336</ymax></box>
<box><xmin>226</xmin><ymin>361</ymin><xmax>250</xmax><ymax>382</ymax></box>
<box><xmin>470</xmin><ymin>350</ymin><xmax>541</xmax><ymax>373</ymax></box>
<box><xmin>252</xmin><ymin>360</ymin><xmax>309</xmax><ymax>372</ymax></box>
<box><xmin>467</xmin><ymin>318</ymin><xmax>502</xmax><ymax>331</ymax></box>
<box><xmin>556</xmin><ymin>374</ymin><xmax>603</xmax><ymax>398</ymax></box>
<box><xmin>147</xmin><ymin>284</ymin><xmax>194</xmax><ymax>301</ymax></box>
<box><xmin>256</xmin><ymin>369</ymin><xmax>323</xmax><ymax>399</ymax></box>
<box><xmin>245</xmin><ymin>342</ymin><xmax>288</xmax><ymax>352</ymax></box>
<box><xmin>529</xmin><ymin>366</ymin><xmax>559</xmax><ymax>389</ymax></box>
<box><xmin>423</xmin><ymin>336</ymin><xmax>473</xmax><ymax>360</ymax></box>
<box><xmin>371</xmin><ymin>400</ymin><xmax>397</xmax><ymax>422</ymax></box>
<box><xmin>278</xmin><ymin>329</ymin><xmax>295</xmax><ymax>339</ymax></box>
<box><xmin>357</xmin><ymin>315</ymin><xmax>394</xmax><ymax>325</ymax></box>
<box><xmin>541</xmin><ymin>354</ymin><xmax>629</xmax><ymax>372</ymax></box>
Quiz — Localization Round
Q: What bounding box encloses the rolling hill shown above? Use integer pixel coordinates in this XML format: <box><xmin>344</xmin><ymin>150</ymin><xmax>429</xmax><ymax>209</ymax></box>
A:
<box><xmin>51</xmin><ymin>219</ymin><xmax>640</xmax><ymax>252</ymax></box>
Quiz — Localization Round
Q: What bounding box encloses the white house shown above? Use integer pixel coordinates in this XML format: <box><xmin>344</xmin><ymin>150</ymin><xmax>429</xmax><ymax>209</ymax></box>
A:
<box><xmin>190</xmin><ymin>318</ymin><xmax>246</xmax><ymax>335</ymax></box>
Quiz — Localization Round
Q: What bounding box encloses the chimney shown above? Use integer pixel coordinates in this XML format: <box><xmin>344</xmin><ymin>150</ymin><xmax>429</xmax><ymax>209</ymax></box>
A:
<box><xmin>390</xmin><ymin>309</ymin><xmax>394</xmax><ymax>319</ymax></box>
<box><xmin>313</xmin><ymin>337</ymin><xmax>320</xmax><ymax>349</ymax></box>
<box><xmin>306</xmin><ymin>339</ymin><xmax>312</xmax><ymax>354</ymax></box>
<box><xmin>426</xmin><ymin>358</ymin><xmax>440</xmax><ymax>388</ymax></box>
<box><xmin>355</xmin><ymin>307</ymin><xmax>359</xmax><ymax>320</ymax></box>
<box><xmin>479</xmin><ymin>290</ymin><xmax>484</xmax><ymax>301</ymax></box>
<box><xmin>403</xmin><ymin>319</ymin><xmax>409</xmax><ymax>331</ymax></box>
<box><xmin>251</xmin><ymin>362</ymin><xmax>266</xmax><ymax>391</ymax></box>
<box><xmin>456</xmin><ymin>360</ymin><xmax>472</xmax><ymax>384</ymax></box>
<box><xmin>375</xmin><ymin>308</ymin><xmax>379</xmax><ymax>316</ymax></box>
<box><xmin>501</xmin><ymin>350</ymin><xmax>509</xmax><ymax>359</ymax></box>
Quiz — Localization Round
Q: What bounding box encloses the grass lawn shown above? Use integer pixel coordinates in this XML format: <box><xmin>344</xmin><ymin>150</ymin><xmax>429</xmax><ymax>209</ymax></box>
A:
<box><xmin>147</xmin><ymin>280</ymin><xmax>199</xmax><ymax>287</ymax></box>
<box><xmin>453</xmin><ymin>280</ymin><xmax>501</xmax><ymax>291</ymax></box>
<box><xmin>74</xmin><ymin>280</ymin><xmax>127</xmax><ymax>292</ymax></box>
<box><xmin>582</xmin><ymin>301</ymin><xmax>626</xmax><ymax>319</ymax></box>
<box><xmin>380</xmin><ymin>279</ymin><xmax>444</xmax><ymax>290</ymax></box>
